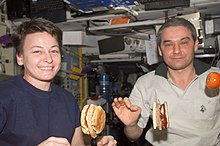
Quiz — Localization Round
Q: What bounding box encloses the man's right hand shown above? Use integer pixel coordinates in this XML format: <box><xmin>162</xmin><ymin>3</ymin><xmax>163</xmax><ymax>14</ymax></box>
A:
<box><xmin>112</xmin><ymin>97</ymin><xmax>141</xmax><ymax>127</ymax></box>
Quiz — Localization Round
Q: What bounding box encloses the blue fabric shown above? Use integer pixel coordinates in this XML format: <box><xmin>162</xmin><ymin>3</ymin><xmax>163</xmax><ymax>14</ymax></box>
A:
<box><xmin>0</xmin><ymin>75</ymin><xmax>81</xmax><ymax>146</ymax></box>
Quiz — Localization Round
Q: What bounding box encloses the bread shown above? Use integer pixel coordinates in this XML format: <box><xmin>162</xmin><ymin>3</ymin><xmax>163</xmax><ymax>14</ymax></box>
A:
<box><xmin>81</xmin><ymin>104</ymin><xmax>90</xmax><ymax>135</ymax></box>
<box><xmin>81</xmin><ymin>104</ymin><xmax>106</xmax><ymax>138</ymax></box>
<box><xmin>153</xmin><ymin>101</ymin><xmax>169</xmax><ymax>130</ymax></box>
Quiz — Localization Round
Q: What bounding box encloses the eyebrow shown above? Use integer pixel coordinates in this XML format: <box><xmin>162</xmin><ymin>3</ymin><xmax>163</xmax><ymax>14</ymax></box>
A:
<box><xmin>51</xmin><ymin>45</ymin><xmax>60</xmax><ymax>49</ymax></box>
<box><xmin>180</xmin><ymin>37</ymin><xmax>191</xmax><ymax>41</ymax></box>
<box><xmin>31</xmin><ymin>45</ymin><xmax>59</xmax><ymax>49</ymax></box>
<box><xmin>162</xmin><ymin>37</ymin><xmax>191</xmax><ymax>43</ymax></box>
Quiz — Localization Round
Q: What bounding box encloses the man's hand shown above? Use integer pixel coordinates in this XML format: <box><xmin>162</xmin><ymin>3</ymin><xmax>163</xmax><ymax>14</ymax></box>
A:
<box><xmin>37</xmin><ymin>137</ymin><xmax>70</xmax><ymax>146</ymax></box>
<box><xmin>112</xmin><ymin>97</ymin><xmax>141</xmax><ymax>126</ymax></box>
<box><xmin>96</xmin><ymin>135</ymin><xmax>117</xmax><ymax>146</ymax></box>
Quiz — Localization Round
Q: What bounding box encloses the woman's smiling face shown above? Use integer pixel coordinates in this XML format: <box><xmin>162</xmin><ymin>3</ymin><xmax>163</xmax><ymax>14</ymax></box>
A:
<box><xmin>16</xmin><ymin>31</ymin><xmax>61</xmax><ymax>85</ymax></box>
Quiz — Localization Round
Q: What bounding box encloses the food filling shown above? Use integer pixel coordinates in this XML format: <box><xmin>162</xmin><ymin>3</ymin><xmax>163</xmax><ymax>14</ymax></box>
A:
<box><xmin>160</xmin><ymin>104</ymin><xmax>168</xmax><ymax>128</ymax></box>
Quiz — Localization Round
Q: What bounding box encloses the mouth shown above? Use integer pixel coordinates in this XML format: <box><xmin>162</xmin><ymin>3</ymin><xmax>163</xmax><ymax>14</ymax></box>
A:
<box><xmin>39</xmin><ymin>66</ymin><xmax>53</xmax><ymax>70</ymax></box>
<box><xmin>171</xmin><ymin>56</ymin><xmax>184</xmax><ymax>60</ymax></box>
<box><xmin>173</xmin><ymin>58</ymin><xmax>182</xmax><ymax>60</ymax></box>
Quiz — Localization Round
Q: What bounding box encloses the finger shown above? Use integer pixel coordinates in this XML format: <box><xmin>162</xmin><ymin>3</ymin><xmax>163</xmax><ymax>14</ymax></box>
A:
<box><xmin>123</xmin><ymin>98</ymin><xmax>141</xmax><ymax>112</ymax></box>
<box><xmin>113</xmin><ymin>98</ymin><xmax>119</xmax><ymax>105</ymax></box>
<box><xmin>106</xmin><ymin>140</ymin><xmax>117</xmax><ymax>146</ymax></box>
<box><xmin>113</xmin><ymin>140</ymin><xmax>117</xmax><ymax>146</ymax></box>
<box><xmin>112</xmin><ymin>102</ymin><xmax>116</xmax><ymax>108</ymax></box>
<box><xmin>112</xmin><ymin>99</ymin><xmax>118</xmax><ymax>109</ymax></box>
<box><xmin>113</xmin><ymin>98</ymin><xmax>122</xmax><ymax>108</ymax></box>
<box><xmin>106</xmin><ymin>139</ymin><xmax>117</xmax><ymax>146</ymax></box>
<box><xmin>97</xmin><ymin>136</ymin><xmax>117</xmax><ymax>146</ymax></box>
<box><xmin>123</xmin><ymin>97</ymin><xmax>131</xmax><ymax>108</ymax></box>
<box><xmin>96</xmin><ymin>136</ymin><xmax>112</xmax><ymax>145</ymax></box>
<box><xmin>111</xmin><ymin>103</ymin><xmax>118</xmax><ymax>112</ymax></box>
<box><xmin>118</xmin><ymin>97</ymin><xmax>125</xmax><ymax>106</ymax></box>
<box><xmin>50</xmin><ymin>137</ymin><xmax>70</xmax><ymax>145</ymax></box>
<box><xmin>38</xmin><ymin>137</ymin><xmax>70</xmax><ymax>146</ymax></box>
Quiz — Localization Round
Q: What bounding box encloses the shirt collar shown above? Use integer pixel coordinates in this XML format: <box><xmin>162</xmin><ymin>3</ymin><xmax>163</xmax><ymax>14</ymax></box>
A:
<box><xmin>155</xmin><ymin>59</ymin><xmax>211</xmax><ymax>78</ymax></box>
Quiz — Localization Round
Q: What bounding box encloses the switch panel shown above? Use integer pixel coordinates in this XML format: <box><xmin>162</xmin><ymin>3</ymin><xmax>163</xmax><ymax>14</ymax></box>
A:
<box><xmin>0</xmin><ymin>47</ymin><xmax>15</xmax><ymax>75</ymax></box>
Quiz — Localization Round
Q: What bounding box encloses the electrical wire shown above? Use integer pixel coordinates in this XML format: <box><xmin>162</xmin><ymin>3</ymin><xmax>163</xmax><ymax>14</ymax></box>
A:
<box><xmin>211</xmin><ymin>36</ymin><xmax>220</xmax><ymax>66</ymax></box>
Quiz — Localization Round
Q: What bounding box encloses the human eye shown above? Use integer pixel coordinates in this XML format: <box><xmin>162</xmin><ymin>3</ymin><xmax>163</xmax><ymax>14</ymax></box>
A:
<box><xmin>33</xmin><ymin>50</ymin><xmax>41</xmax><ymax>54</ymax></box>
<box><xmin>180</xmin><ymin>40</ymin><xmax>189</xmax><ymax>45</ymax></box>
<box><xmin>180</xmin><ymin>38</ymin><xmax>191</xmax><ymax>45</ymax></box>
<box><xmin>51</xmin><ymin>48</ymin><xmax>60</xmax><ymax>54</ymax></box>
<box><xmin>51</xmin><ymin>50</ymin><xmax>59</xmax><ymax>53</ymax></box>
<box><xmin>164</xmin><ymin>43</ymin><xmax>173</xmax><ymax>47</ymax></box>
<box><xmin>31</xmin><ymin>46</ymin><xmax>43</xmax><ymax>54</ymax></box>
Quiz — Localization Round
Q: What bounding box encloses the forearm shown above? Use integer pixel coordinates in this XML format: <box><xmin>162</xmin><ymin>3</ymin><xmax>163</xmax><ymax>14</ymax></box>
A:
<box><xmin>71</xmin><ymin>127</ymin><xmax>87</xmax><ymax>146</ymax></box>
<box><xmin>124</xmin><ymin>124</ymin><xmax>143</xmax><ymax>142</ymax></box>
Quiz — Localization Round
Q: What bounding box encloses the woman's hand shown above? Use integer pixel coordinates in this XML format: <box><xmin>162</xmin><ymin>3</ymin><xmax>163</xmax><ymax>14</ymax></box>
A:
<box><xmin>97</xmin><ymin>135</ymin><xmax>117</xmax><ymax>146</ymax></box>
<box><xmin>37</xmin><ymin>137</ymin><xmax>70</xmax><ymax>146</ymax></box>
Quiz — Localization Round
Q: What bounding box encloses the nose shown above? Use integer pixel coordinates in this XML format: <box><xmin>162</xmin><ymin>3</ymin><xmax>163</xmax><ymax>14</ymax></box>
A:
<box><xmin>44</xmin><ymin>52</ymin><xmax>53</xmax><ymax>63</ymax></box>
<box><xmin>173</xmin><ymin>43</ymin><xmax>181</xmax><ymax>54</ymax></box>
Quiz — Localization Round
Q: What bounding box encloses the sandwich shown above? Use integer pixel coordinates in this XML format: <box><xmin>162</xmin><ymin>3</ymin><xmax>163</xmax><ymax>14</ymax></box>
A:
<box><xmin>153</xmin><ymin>101</ymin><xmax>169</xmax><ymax>130</ymax></box>
<box><xmin>81</xmin><ymin>104</ymin><xmax>106</xmax><ymax>138</ymax></box>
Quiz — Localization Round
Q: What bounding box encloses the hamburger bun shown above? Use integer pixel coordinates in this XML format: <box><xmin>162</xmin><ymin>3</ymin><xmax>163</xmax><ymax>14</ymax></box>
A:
<box><xmin>81</xmin><ymin>104</ymin><xmax>106</xmax><ymax>138</ymax></box>
<box><xmin>153</xmin><ymin>101</ymin><xmax>169</xmax><ymax>130</ymax></box>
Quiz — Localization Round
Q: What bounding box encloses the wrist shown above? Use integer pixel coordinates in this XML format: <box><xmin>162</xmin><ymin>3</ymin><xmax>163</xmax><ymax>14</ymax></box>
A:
<box><xmin>124</xmin><ymin>123</ymin><xmax>139</xmax><ymax>133</ymax></box>
<box><xmin>124</xmin><ymin>124</ymin><xmax>142</xmax><ymax>142</ymax></box>
<box><xmin>125</xmin><ymin>121</ymin><xmax>138</xmax><ymax>128</ymax></box>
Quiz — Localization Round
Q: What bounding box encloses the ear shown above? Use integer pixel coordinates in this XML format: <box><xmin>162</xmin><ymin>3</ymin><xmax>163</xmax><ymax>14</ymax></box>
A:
<box><xmin>194</xmin><ymin>39</ymin><xmax>199</xmax><ymax>52</ymax></box>
<box><xmin>158</xmin><ymin>46</ymin><xmax>162</xmax><ymax>56</ymax></box>
<box><xmin>16</xmin><ymin>53</ymin><xmax>24</xmax><ymax>66</ymax></box>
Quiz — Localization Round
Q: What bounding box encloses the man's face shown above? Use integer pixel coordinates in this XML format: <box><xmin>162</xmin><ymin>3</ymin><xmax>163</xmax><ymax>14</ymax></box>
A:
<box><xmin>16</xmin><ymin>32</ymin><xmax>61</xmax><ymax>83</ymax></box>
<box><xmin>158</xmin><ymin>26</ymin><xmax>198</xmax><ymax>71</ymax></box>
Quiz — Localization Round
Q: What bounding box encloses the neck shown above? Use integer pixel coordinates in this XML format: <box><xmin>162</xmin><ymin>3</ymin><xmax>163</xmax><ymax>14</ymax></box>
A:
<box><xmin>167</xmin><ymin>67</ymin><xmax>196</xmax><ymax>90</ymax></box>
<box><xmin>23</xmin><ymin>76</ymin><xmax>51</xmax><ymax>91</ymax></box>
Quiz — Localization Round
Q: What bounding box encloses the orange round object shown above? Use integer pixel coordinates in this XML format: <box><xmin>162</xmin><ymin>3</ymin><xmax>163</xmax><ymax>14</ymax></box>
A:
<box><xmin>206</xmin><ymin>72</ymin><xmax>220</xmax><ymax>89</ymax></box>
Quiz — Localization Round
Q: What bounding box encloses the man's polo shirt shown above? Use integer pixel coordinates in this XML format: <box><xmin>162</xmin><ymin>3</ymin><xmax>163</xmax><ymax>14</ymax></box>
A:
<box><xmin>129</xmin><ymin>59</ymin><xmax>220</xmax><ymax>146</ymax></box>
